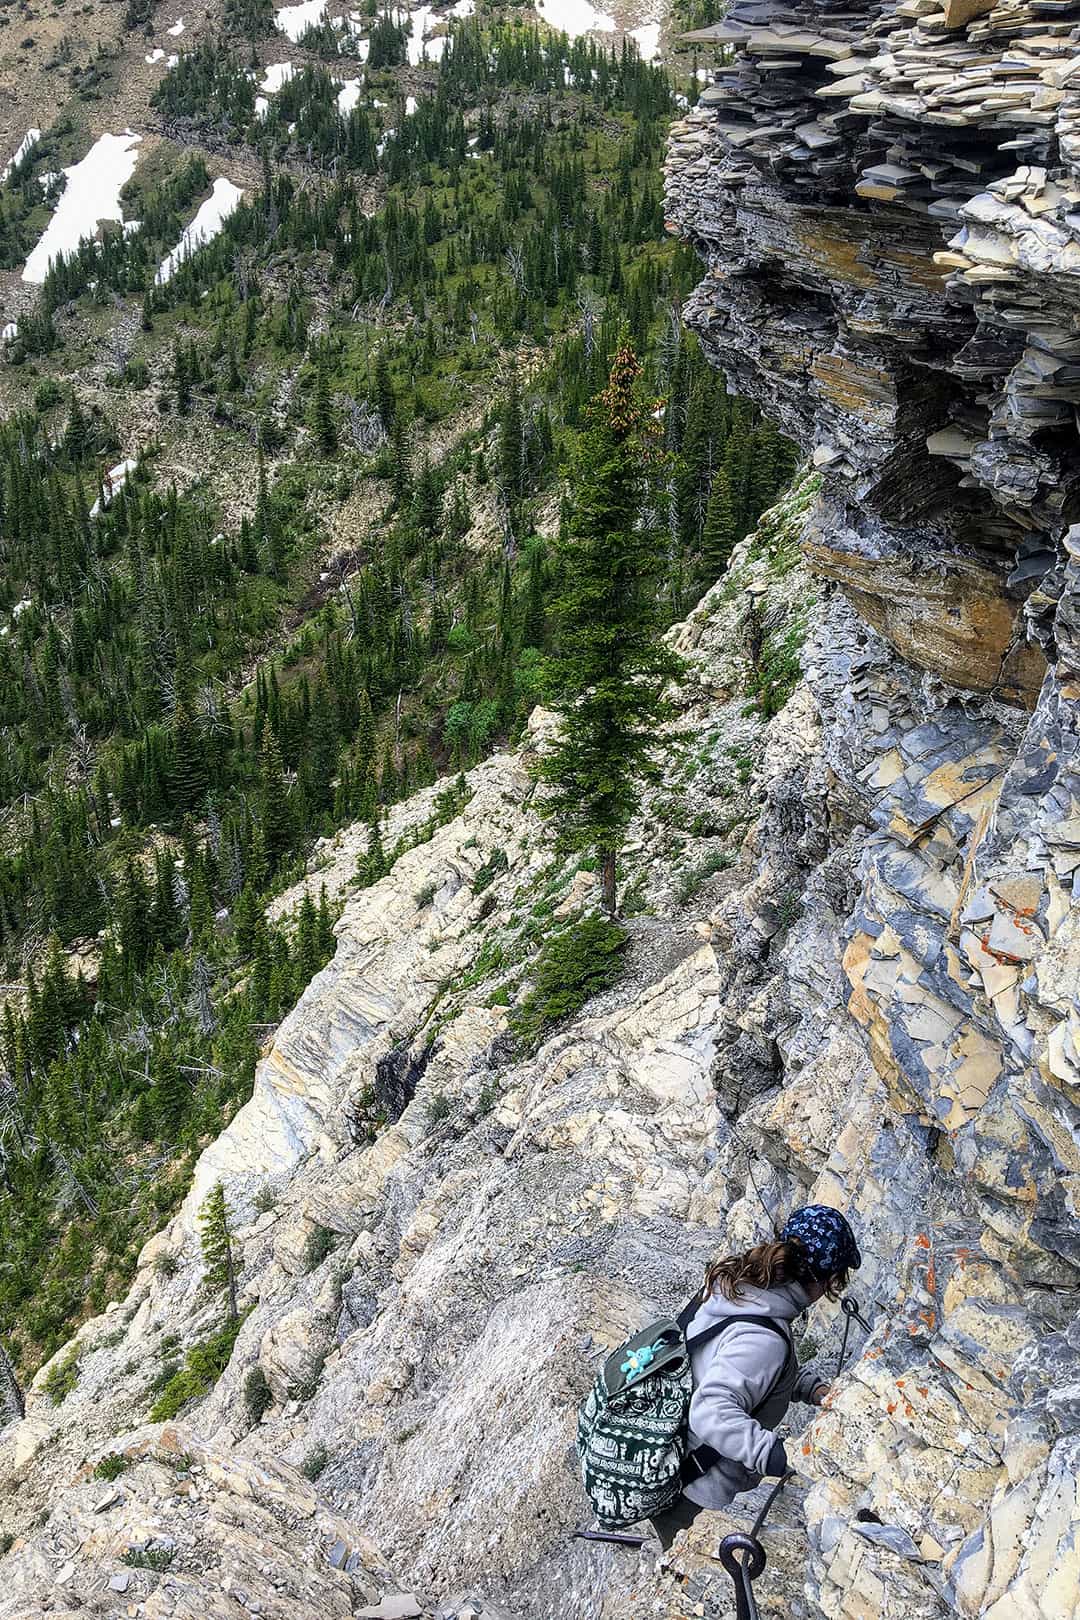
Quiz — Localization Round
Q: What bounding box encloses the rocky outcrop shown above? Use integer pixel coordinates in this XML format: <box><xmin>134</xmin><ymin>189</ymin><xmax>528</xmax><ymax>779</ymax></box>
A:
<box><xmin>666</xmin><ymin>5</ymin><xmax>1080</xmax><ymax>1617</ymax></box>
<box><xmin>0</xmin><ymin>495</ymin><xmax>820</xmax><ymax>1616</ymax></box>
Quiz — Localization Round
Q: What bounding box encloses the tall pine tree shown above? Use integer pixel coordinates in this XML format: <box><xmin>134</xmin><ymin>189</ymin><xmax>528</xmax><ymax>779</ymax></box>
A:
<box><xmin>537</xmin><ymin>341</ymin><xmax>682</xmax><ymax>913</ymax></box>
<box><xmin>199</xmin><ymin>1180</ymin><xmax>238</xmax><ymax>1322</ymax></box>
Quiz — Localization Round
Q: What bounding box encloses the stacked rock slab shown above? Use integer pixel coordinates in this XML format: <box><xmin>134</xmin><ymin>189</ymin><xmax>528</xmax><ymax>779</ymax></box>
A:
<box><xmin>667</xmin><ymin>1</ymin><xmax>1080</xmax><ymax>1615</ymax></box>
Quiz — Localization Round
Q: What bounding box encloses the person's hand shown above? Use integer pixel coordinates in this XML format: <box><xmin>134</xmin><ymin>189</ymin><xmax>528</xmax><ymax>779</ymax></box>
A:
<box><xmin>765</xmin><ymin>1437</ymin><xmax>789</xmax><ymax>1477</ymax></box>
<box><xmin>811</xmin><ymin>1382</ymin><xmax>830</xmax><ymax>1407</ymax></box>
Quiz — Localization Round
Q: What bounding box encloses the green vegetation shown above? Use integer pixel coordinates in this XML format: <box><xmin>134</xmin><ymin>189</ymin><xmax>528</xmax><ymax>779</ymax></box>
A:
<box><xmin>148</xmin><ymin>1316</ymin><xmax>245</xmax><ymax>1421</ymax></box>
<box><xmin>537</xmin><ymin>342</ymin><xmax>683</xmax><ymax>912</ymax></box>
<box><xmin>41</xmin><ymin>1348</ymin><xmax>80</xmax><ymax>1406</ymax></box>
<box><xmin>94</xmin><ymin>1452</ymin><xmax>130</xmax><ymax>1481</ymax></box>
<box><xmin>511</xmin><ymin>915</ymin><xmax>628</xmax><ymax>1048</ymax></box>
<box><xmin>302</xmin><ymin>1223</ymin><xmax>337</xmax><ymax>1272</ymax></box>
<box><xmin>301</xmin><ymin>1441</ymin><xmax>329</xmax><ymax>1480</ymax></box>
<box><xmin>244</xmin><ymin>1364</ymin><xmax>273</xmax><ymax>1423</ymax></box>
<box><xmin>676</xmin><ymin>847</ymin><xmax>735</xmax><ymax>905</ymax></box>
<box><xmin>745</xmin><ymin>608</ymin><xmax>808</xmax><ymax>720</ymax></box>
<box><xmin>0</xmin><ymin>10</ymin><xmax>795</xmax><ymax>1395</ymax></box>
<box><xmin>199</xmin><ymin>1182</ymin><xmax>238</xmax><ymax>1322</ymax></box>
<box><xmin>123</xmin><ymin>1544</ymin><xmax>175</xmax><ymax>1571</ymax></box>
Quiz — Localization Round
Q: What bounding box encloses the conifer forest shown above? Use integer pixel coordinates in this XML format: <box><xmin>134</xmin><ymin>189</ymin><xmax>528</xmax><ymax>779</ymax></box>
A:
<box><xmin>0</xmin><ymin>0</ymin><xmax>795</xmax><ymax>1381</ymax></box>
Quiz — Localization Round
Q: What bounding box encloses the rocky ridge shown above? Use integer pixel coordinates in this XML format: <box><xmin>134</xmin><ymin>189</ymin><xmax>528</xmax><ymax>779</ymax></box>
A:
<box><xmin>0</xmin><ymin>482</ymin><xmax>828</xmax><ymax>1617</ymax></box>
<box><xmin>4</xmin><ymin>7</ymin><xmax>1080</xmax><ymax>1605</ymax></box>
<box><xmin>666</xmin><ymin>1</ymin><xmax>1080</xmax><ymax>1615</ymax></box>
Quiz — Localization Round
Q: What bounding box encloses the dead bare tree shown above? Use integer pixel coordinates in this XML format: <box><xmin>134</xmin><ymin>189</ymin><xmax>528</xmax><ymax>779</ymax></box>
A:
<box><xmin>344</xmin><ymin>397</ymin><xmax>386</xmax><ymax>452</ymax></box>
<box><xmin>505</xmin><ymin>245</ymin><xmax>526</xmax><ymax>298</ymax></box>
<box><xmin>577</xmin><ymin>290</ymin><xmax>600</xmax><ymax>360</ymax></box>
<box><xmin>0</xmin><ymin>1341</ymin><xmax>24</xmax><ymax>1421</ymax></box>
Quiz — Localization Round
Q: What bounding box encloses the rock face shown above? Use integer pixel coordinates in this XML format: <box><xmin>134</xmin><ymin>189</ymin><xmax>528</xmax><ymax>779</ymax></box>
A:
<box><xmin>5</xmin><ymin>25</ymin><xmax>1080</xmax><ymax>1601</ymax></box>
<box><xmin>0</xmin><ymin>496</ymin><xmax>819</xmax><ymax>1617</ymax></box>
<box><xmin>666</xmin><ymin>5</ymin><xmax>1080</xmax><ymax>1616</ymax></box>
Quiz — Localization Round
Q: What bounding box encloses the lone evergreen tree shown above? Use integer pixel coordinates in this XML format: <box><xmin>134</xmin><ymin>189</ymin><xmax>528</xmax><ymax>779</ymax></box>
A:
<box><xmin>311</xmin><ymin>352</ymin><xmax>337</xmax><ymax>455</ymax></box>
<box><xmin>700</xmin><ymin>465</ymin><xmax>738</xmax><ymax>583</ymax></box>
<box><xmin>200</xmin><ymin>1180</ymin><xmax>238</xmax><ymax>1322</ymax></box>
<box><xmin>537</xmin><ymin>341</ymin><xmax>682</xmax><ymax>913</ymax></box>
<box><xmin>169</xmin><ymin>696</ymin><xmax>209</xmax><ymax>816</ymax></box>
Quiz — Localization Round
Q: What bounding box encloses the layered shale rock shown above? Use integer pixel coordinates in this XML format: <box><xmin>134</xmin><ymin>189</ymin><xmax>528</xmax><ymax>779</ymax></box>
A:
<box><xmin>667</xmin><ymin>3</ymin><xmax>1080</xmax><ymax>1615</ymax></box>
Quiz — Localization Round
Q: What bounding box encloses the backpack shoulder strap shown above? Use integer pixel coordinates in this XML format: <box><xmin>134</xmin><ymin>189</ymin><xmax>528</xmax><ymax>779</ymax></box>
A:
<box><xmin>684</xmin><ymin>1310</ymin><xmax>793</xmax><ymax>1376</ymax></box>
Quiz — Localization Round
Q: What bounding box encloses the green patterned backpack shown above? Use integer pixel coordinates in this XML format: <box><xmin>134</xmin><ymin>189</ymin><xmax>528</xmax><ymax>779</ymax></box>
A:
<box><xmin>576</xmin><ymin>1298</ymin><xmax>791</xmax><ymax>1529</ymax></box>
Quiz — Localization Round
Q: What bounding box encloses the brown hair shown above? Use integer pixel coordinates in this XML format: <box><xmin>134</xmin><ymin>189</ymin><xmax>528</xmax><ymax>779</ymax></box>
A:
<box><xmin>703</xmin><ymin>1238</ymin><xmax>850</xmax><ymax>1303</ymax></box>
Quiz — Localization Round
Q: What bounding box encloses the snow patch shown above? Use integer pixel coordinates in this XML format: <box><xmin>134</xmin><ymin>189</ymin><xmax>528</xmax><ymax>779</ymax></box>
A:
<box><xmin>336</xmin><ymin>77</ymin><xmax>362</xmax><ymax>114</ymax></box>
<box><xmin>275</xmin><ymin>0</ymin><xmax>326</xmax><ymax>39</ymax></box>
<box><xmin>407</xmin><ymin>5</ymin><xmax>447</xmax><ymax>64</ymax></box>
<box><xmin>535</xmin><ymin>0</ymin><xmax>615</xmax><ymax>35</ymax></box>
<box><xmin>260</xmin><ymin>60</ymin><xmax>295</xmax><ymax>92</ymax></box>
<box><xmin>156</xmin><ymin>177</ymin><xmax>243</xmax><ymax>283</ymax></box>
<box><xmin>405</xmin><ymin>93</ymin><xmax>417</xmax><ymax>116</ymax></box>
<box><xmin>631</xmin><ymin>21</ymin><xmax>659</xmax><ymax>58</ymax></box>
<box><xmin>145</xmin><ymin>46</ymin><xmax>166</xmax><ymax>62</ymax></box>
<box><xmin>2</xmin><ymin>128</ymin><xmax>41</xmax><ymax>183</ymax></box>
<box><xmin>167</xmin><ymin>15</ymin><xmax>185</xmax><ymax>32</ymax></box>
<box><xmin>257</xmin><ymin>60</ymin><xmax>295</xmax><ymax>117</ymax></box>
<box><xmin>22</xmin><ymin>131</ymin><xmax>141</xmax><ymax>284</ymax></box>
<box><xmin>12</xmin><ymin>598</ymin><xmax>32</xmax><ymax>617</ymax></box>
<box><xmin>89</xmin><ymin>458</ymin><xmax>139</xmax><ymax>519</ymax></box>
<box><xmin>1</xmin><ymin>322</ymin><xmax>17</xmax><ymax>342</ymax></box>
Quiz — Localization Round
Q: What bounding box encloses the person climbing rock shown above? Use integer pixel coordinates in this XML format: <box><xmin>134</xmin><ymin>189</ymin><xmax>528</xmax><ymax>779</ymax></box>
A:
<box><xmin>649</xmin><ymin>1204</ymin><xmax>861</xmax><ymax>1551</ymax></box>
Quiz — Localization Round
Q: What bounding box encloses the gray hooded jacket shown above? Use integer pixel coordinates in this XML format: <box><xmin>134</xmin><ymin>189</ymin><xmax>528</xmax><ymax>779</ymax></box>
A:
<box><xmin>682</xmin><ymin>1279</ymin><xmax>823</xmax><ymax>1510</ymax></box>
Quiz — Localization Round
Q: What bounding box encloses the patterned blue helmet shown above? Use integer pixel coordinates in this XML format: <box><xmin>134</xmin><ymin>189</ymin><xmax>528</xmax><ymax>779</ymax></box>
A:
<box><xmin>781</xmin><ymin>1205</ymin><xmax>861</xmax><ymax>1280</ymax></box>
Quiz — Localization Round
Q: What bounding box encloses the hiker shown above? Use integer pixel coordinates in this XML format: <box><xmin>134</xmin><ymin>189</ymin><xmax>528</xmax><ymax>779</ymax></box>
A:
<box><xmin>649</xmin><ymin>1204</ymin><xmax>861</xmax><ymax>1549</ymax></box>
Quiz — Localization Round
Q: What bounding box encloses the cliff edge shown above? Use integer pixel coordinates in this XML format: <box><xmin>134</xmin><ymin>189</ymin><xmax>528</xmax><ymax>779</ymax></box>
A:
<box><xmin>665</xmin><ymin>2</ymin><xmax>1080</xmax><ymax>1613</ymax></box>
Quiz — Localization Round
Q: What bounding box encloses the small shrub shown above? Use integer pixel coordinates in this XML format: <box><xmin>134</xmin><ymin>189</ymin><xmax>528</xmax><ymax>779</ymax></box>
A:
<box><xmin>474</xmin><ymin>1079</ymin><xmax>499</xmax><ymax>1117</ymax></box>
<box><xmin>472</xmin><ymin>848</ymin><xmax>508</xmax><ymax>894</ymax></box>
<box><xmin>620</xmin><ymin>876</ymin><xmax>649</xmax><ymax>918</ymax></box>
<box><xmin>291</xmin><ymin>1350</ymin><xmax>326</xmax><ymax>1402</ymax></box>
<box><xmin>148</xmin><ymin>1359</ymin><xmax>181</xmax><ymax>1395</ymax></box>
<box><xmin>42</xmin><ymin>1348</ymin><xmax>79</xmax><ymax>1406</ymax></box>
<box><xmin>301</xmin><ymin>1442</ymin><xmax>328</xmax><ymax>1480</ymax></box>
<box><xmin>154</xmin><ymin>1252</ymin><xmax>180</xmax><ymax>1279</ymax></box>
<box><xmin>676</xmin><ymin>848</ymin><xmax>735</xmax><ymax>905</ymax></box>
<box><xmin>94</xmin><ymin>1452</ymin><xmax>129</xmax><ymax>1481</ymax></box>
<box><xmin>253</xmin><ymin>1185</ymin><xmax>277</xmax><ymax>1214</ymax></box>
<box><xmin>303</xmin><ymin>1224</ymin><xmax>337</xmax><ymax>1273</ymax></box>
<box><xmin>511</xmin><ymin>916</ymin><xmax>628</xmax><ymax>1049</ymax></box>
<box><xmin>745</xmin><ymin>610</ymin><xmax>807</xmax><ymax>719</ymax></box>
<box><xmin>777</xmin><ymin>890</ymin><xmax>803</xmax><ymax>929</ymax></box>
<box><xmin>123</xmin><ymin>1544</ymin><xmax>174</xmax><ymax>1571</ymax></box>
<box><xmin>414</xmin><ymin>882</ymin><xmax>436</xmax><ymax>909</ymax></box>
<box><xmin>244</xmin><ymin>1365</ymin><xmax>273</xmax><ymax>1424</ymax></box>
<box><xmin>425</xmin><ymin>1091</ymin><xmax>453</xmax><ymax>1127</ymax></box>
<box><xmin>148</xmin><ymin>1317</ymin><xmax>243</xmax><ymax>1422</ymax></box>
<box><xmin>33</xmin><ymin>379</ymin><xmax>62</xmax><ymax>412</ymax></box>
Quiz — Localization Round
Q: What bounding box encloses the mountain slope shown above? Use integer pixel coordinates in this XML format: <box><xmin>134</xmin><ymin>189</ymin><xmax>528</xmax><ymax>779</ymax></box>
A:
<box><xmin>0</xmin><ymin>476</ymin><xmax>815</xmax><ymax>1616</ymax></box>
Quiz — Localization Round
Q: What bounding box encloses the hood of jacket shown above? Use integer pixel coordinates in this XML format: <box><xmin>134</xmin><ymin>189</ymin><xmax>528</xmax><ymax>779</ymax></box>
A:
<box><xmin>687</xmin><ymin>1278</ymin><xmax>814</xmax><ymax>1330</ymax></box>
